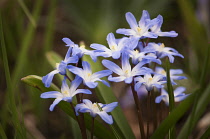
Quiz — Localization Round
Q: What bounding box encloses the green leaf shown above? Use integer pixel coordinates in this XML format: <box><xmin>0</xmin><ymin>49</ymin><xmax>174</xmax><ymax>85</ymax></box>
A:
<box><xmin>83</xmin><ymin>55</ymin><xmax>135</xmax><ymax>139</ymax></box>
<box><xmin>200</xmin><ymin>126</ymin><xmax>210</xmax><ymax>139</ymax></box>
<box><xmin>177</xmin><ymin>83</ymin><xmax>210</xmax><ymax>139</ymax></box>
<box><xmin>151</xmin><ymin>91</ymin><xmax>196</xmax><ymax>139</ymax></box>
<box><xmin>21</xmin><ymin>75</ymin><xmax>115</xmax><ymax>139</ymax></box>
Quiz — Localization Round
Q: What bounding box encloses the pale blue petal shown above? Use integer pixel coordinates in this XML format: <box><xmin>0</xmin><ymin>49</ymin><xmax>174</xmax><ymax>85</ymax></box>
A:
<box><xmin>62</xmin><ymin>38</ymin><xmax>74</xmax><ymax>47</ymax></box>
<box><xmin>90</xmin><ymin>43</ymin><xmax>109</xmax><ymax>51</ymax></box>
<box><xmin>61</xmin><ymin>77</ymin><xmax>69</xmax><ymax>93</ymax></box>
<box><xmin>107</xmin><ymin>33</ymin><xmax>117</xmax><ymax>46</ymax></box>
<box><xmin>170</xmin><ymin>69</ymin><xmax>183</xmax><ymax>74</ymax></box>
<box><xmin>42</xmin><ymin>70</ymin><xmax>59</xmax><ymax>88</ymax></box>
<box><xmin>40</xmin><ymin>91</ymin><xmax>62</xmax><ymax>98</ymax></box>
<box><xmin>73</xmin><ymin>89</ymin><xmax>92</xmax><ymax>96</ymax></box>
<box><xmin>82</xmin><ymin>61</ymin><xmax>92</xmax><ymax>73</ymax></box>
<box><xmin>157</xmin><ymin>31</ymin><xmax>178</xmax><ymax>37</ymax></box>
<box><xmin>101</xmin><ymin>80</ymin><xmax>110</xmax><ymax>87</ymax></box>
<box><xmin>108</xmin><ymin>75</ymin><xmax>126</xmax><ymax>82</ymax></box>
<box><xmin>125</xmin><ymin>12</ymin><xmax>138</xmax><ymax>30</ymax></box>
<box><xmin>91</xmin><ymin>70</ymin><xmax>112</xmax><ymax>79</ymax></box>
<box><xmin>69</xmin><ymin>76</ymin><xmax>82</xmax><ymax>92</ymax></box>
<box><xmin>65</xmin><ymin>55</ymin><xmax>79</xmax><ymax>64</ymax></box>
<box><xmin>174</xmin><ymin>87</ymin><xmax>186</xmax><ymax>96</ymax></box>
<box><xmin>139</xmin><ymin>10</ymin><xmax>150</xmax><ymax>27</ymax></box>
<box><xmin>112</xmin><ymin>51</ymin><xmax>121</xmax><ymax>59</ymax></box>
<box><xmin>49</xmin><ymin>98</ymin><xmax>62</xmax><ymax>111</ymax></box>
<box><xmin>116</xmin><ymin>28</ymin><xmax>136</xmax><ymax>36</ymax></box>
<box><xmin>97</xmin><ymin>111</ymin><xmax>113</xmax><ymax>125</ymax></box>
<box><xmin>75</xmin><ymin>103</ymin><xmax>91</xmax><ymax>116</ymax></box>
<box><xmin>68</xmin><ymin>65</ymin><xmax>84</xmax><ymax>77</ymax></box>
<box><xmin>121</xmin><ymin>53</ymin><xmax>131</xmax><ymax>71</ymax></box>
<box><xmin>125</xmin><ymin>77</ymin><xmax>133</xmax><ymax>84</ymax></box>
<box><xmin>102</xmin><ymin>102</ymin><xmax>118</xmax><ymax>112</ymax></box>
<box><xmin>135</xmin><ymin>82</ymin><xmax>144</xmax><ymax>91</ymax></box>
<box><xmin>102</xmin><ymin>60</ymin><xmax>123</xmax><ymax>75</ymax></box>
<box><xmin>175</xmin><ymin>94</ymin><xmax>189</xmax><ymax>102</ymax></box>
<box><xmin>64</xmin><ymin>47</ymin><xmax>72</xmax><ymax>60</ymax></box>
<box><xmin>155</xmin><ymin>95</ymin><xmax>165</xmax><ymax>103</ymax></box>
<box><xmin>85</xmin><ymin>82</ymin><xmax>98</xmax><ymax>88</ymax></box>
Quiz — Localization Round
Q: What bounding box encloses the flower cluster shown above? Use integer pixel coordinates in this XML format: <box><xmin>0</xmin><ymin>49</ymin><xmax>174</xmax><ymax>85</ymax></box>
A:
<box><xmin>40</xmin><ymin>10</ymin><xmax>189</xmax><ymax>136</ymax></box>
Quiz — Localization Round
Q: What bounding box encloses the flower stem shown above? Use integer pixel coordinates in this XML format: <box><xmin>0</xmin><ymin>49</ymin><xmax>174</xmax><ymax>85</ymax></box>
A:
<box><xmin>147</xmin><ymin>91</ymin><xmax>151</xmax><ymax>138</ymax></box>
<box><xmin>91</xmin><ymin>117</ymin><xmax>95</xmax><ymax>139</ymax></box>
<box><xmin>65</xmin><ymin>74</ymin><xmax>72</xmax><ymax>82</ymax></box>
<box><xmin>131</xmin><ymin>82</ymin><xmax>145</xmax><ymax>139</ymax></box>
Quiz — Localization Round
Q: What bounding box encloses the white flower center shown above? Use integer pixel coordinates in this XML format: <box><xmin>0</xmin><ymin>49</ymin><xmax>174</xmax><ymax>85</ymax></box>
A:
<box><xmin>92</xmin><ymin>103</ymin><xmax>100</xmax><ymax>113</ymax></box>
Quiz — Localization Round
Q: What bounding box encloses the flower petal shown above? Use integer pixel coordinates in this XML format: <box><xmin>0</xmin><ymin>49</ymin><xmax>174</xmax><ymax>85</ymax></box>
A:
<box><xmin>40</xmin><ymin>91</ymin><xmax>62</xmax><ymax>98</ymax></box>
<box><xmin>91</xmin><ymin>70</ymin><xmax>112</xmax><ymax>79</ymax></box>
<box><xmin>97</xmin><ymin>111</ymin><xmax>113</xmax><ymax>125</ymax></box>
<box><xmin>125</xmin><ymin>12</ymin><xmax>138</xmax><ymax>30</ymax></box>
<box><xmin>49</xmin><ymin>98</ymin><xmax>62</xmax><ymax>111</ymax></box>
<box><xmin>102</xmin><ymin>102</ymin><xmax>118</xmax><ymax>112</ymax></box>
<box><xmin>42</xmin><ymin>70</ymin><xmax>59</xmax><ymax>88</ymax></box>
<box><xmin>102</xmin><ymin>60</ymin><xmax>123</xmax><ymax>75</ymax></box>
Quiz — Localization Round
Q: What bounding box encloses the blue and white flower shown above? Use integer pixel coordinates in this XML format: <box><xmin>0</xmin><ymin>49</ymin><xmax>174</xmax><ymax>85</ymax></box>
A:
<box><xmin>41</xmin><ymin>76</ymin><xmax>92</xmax><ymax>111</ymax></box>
<box><xmin>116</xmin><ymin>10</ymin><xmax>159</xmax><ymax>40</ymax></box>
<box><xmin>134</xmin><ymin>73</ymin><xmax>166</xmax><ymax>91</ymax></box>
<box><xmin>144</xmin><ymin>43</ymin><xmax>184</xmax><ymax>63</ymax></box>
<box><xmin>42</xmin><ymin>47</ymin><xmax>78</xmax><ymax>87</ymax></box>
<box><xmin>102</xmin><ymin>53</ymin><xmax>152</xmax><ymax>84</ymax></box>
<box><xmin>90</xmin><ymin>33</ymin><xmax>128</xmax><ymax>59</ymax></box>
<box><xmin>68</xmin><ymin>61</ymin><xmax>112</xmax><ymax>88</ymax></box>
<box><xmin>155</xmin><ymin>87</ymin><xmax>189</xmax><ymax>105</ymax></box>
<box><xmin>150</xmin><ymin>15</ymin><xmax>178</xmax><ymax>37</ymax></box>
<box><xmin>62</xmin><ymin>38</ymin><xmax>97</xmax><ymax>62</ymax></box>
<box><xmin>75</xmin><ymin>99</ymin><xmax>118</xmax><ymax>124</ymax></box>
<box><xmin>127</xmin><ymin>48</ymin><xmax>161</xmax><ymax>65</ymax></box>
<box><xmin>155</xmin><ymin>67</ymin><xmax>187</xmax><ymax>85</ymax></box>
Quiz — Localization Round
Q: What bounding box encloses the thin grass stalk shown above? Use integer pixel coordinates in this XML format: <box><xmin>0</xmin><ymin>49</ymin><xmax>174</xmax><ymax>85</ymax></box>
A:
<box><xmin>147</xmin><ymin>91</ymin><xmax>151</xmax><ymax>138</ymax></box>
<box><xmin>0</xmin><ymin>14</ymin><xmax>26</xmax><ymax>138</ymax></box>
<box><xmin>91</xmin><ymin>117</ymin><xmax>95</xmax><ymax>139</ymax></box>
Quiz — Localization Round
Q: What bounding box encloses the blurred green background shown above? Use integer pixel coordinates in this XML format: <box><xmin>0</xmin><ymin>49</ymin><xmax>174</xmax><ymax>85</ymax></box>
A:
<box><xmin>0</xmin><ymin>0</ymin><xmax>209</xmax><ymax>138</ymax></box>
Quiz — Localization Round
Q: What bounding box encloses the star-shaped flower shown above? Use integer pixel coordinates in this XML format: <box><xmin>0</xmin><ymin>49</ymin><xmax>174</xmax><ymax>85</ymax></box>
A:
<box><xmin>155</xmin><ymin>67</ymin><xmax>187</xmax><ymax>85</ymax></box>
<box><xmin>134</xmin><ymin>73</ymin><xmax>166</xmax><ymax>91</ymax></box>
<box><xmin>68</xmin><ymin>61</ymin><xmax>112</xmax><ymax>88</ymax></box>
<box><xmin>75</xmin><ymin>99</ymin><xmax>118</xmax><ymax>124</ymax></box>
<box><xmin>90</xmin><ymin>33</ymin><xmax>128</xmax><ymax>59</ymax></box>
<box><xmin>155</xmin><ymin>87</ymin><xmax>189</xmax><ymax>105</ymax></box>
<box><xmin>144</xmin><ymin>43</ymin><xmax>184</xmax><ymax>63</ymax></box>
<box><xmin>102</xmin><ymin>53</ymin><xmax>152</xmax><ymax>84</ymax></box>
<box><xmin>41</xmin><ymin>76</ymin><xmax>92</xmax><ymax>111</ymax></box>
<box><xmin>42</xmin><ymin>47</ymin><xmax>78</xmax><ymax>87</ymax></box>
<box><xmin>116</xmin><ymin>10</ymin><xmax>159</xmax><ymax>40</ymax></box>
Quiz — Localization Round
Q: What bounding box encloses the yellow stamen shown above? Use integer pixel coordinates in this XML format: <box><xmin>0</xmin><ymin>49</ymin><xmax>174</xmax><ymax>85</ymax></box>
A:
<box><xmin>137</xmin><ymin>27</ymin><xmax>142</xmax><ymax>32</ymax></box>
<box><xmin>160</xmin><ymin>43</ymin><xmax>165</xmax><ymax>48</ymax></box>
<box><xmin>161</xmin><ymin>70</ymin><xmax>166</xmax><ymax>75</ymax></box>
<box><xmin>87</xmin><ymin>73</ymin><xmax>91</xmax><ymax>77</ymax></box>
<box><xmin>93</xmin><ymin>103</ymin><xmax>98</xmax><ymax>108</ymax></box>
<box><xmin>63</xmin><ymin>90</ymin><xmax>68</xmax><ymax>95</ymax></box>
<box><xmin>79</xmin><ymin>41</ymin><xmax>86</xmax><ymax>48</ymax></box>
<box><xmin>55</xmin><ymin>63</ymin><xmax>60</xmax><ymax>68</ymax></box>
<box><xmin>111</xmin><ymin>45</ymin><xmax>116</xmax><ymax>50</ymax></box>
<box><xmin>134</xmin><ymin>49</ymin><xmax>139</xmax><ymax>54</ymax></box>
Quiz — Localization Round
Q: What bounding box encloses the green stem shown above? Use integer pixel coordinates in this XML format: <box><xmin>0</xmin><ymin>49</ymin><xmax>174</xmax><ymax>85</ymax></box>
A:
<box><xmin>147</xmin><ymin>91</ymin><xmax>151</xmax><ymax>138</ymax></box>
<box><xmin>91</xmin><ymin>117</ymin><xmax>95</xmax><ymax>139</ymax></box>
<box><xmin>165</xmin><ymin>58</ymin><xmax>175</xmax><ymax>139</ymax></box>
<box><xmin>131</xmin><ymin>82</ymin><xmax>145</xmax><ymax>139</ymax></box>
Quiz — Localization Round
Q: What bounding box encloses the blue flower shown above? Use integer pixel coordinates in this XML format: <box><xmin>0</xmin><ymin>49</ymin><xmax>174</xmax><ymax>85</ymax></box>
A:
<box><xmin>102</xmin><ymin>53</ymin><xmax>152</xmax><ymax>84</ymax></box>
<box><xmin>155</xmin><ymin>87</ymin><xmax>189</xmax><ymax>105</ymax></box>
<box><xmin>40</xmin><ymin>76</ymin><xmax>92</xmax><ymax>111</ymax></box>
<box><xmin>68</xmin><ymin>61</ymin><xmax>112</xmax><ymax>88</ymax></box>
<box><xmin>144</xmin><ymin>43</ymin><xmax>184</xmax><ymax>63</ymax></box>
<box><xmin>127</xmin><ymin>48</ymin><xmax>161</xmax><ymax>65</ymax></box>
<box><xmin>134</xmin><ymin>73</ymin><xmax>166</xmax><ymax>91</ymax></box>
<box><xmin>155</xmin><ymin>67</ymin><xmax>187</xmax><ymax>85</ymax></box>
<box><xmin>75</xmin><ymin>99</ymin><xmax>118</xmax><ymax>124</ymax></box>
<box><xmin>116</xmin><ymin>11</ymin><xmax>159</xmax><ymax>40</ymax></box>
<box><xmin>62</xmin><ymin>38</ymin><xmax>97</xmax><ymax>62</ymax></box>
<box><xmin>42</xmin><ymin>47</ymin><xmax>79</xmax><ymax>87</ymax></box>
<box><xmin>90</xmin><ymin>33</ymin><xmax>128</xmax><ymax>59</ymax></box>
<box><xmin>150</xmin><ymin>15</ymin><xmax>178</xmax><ymax>37</ymax></box>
